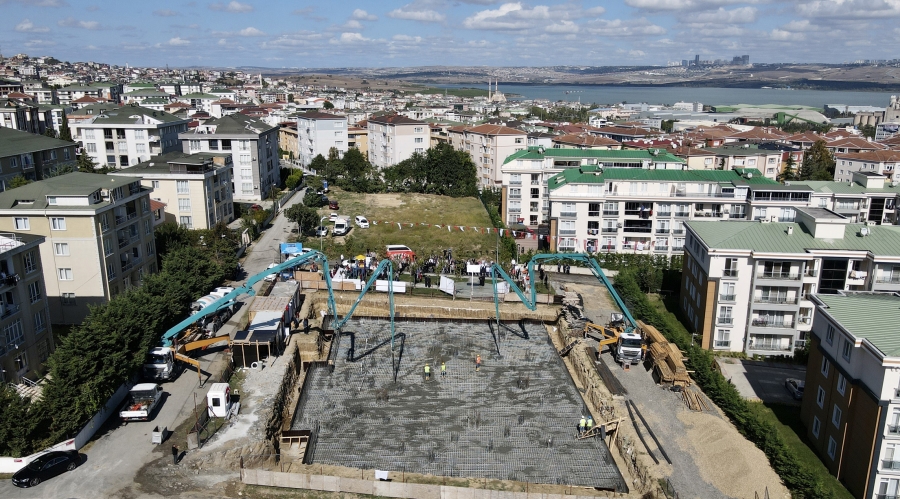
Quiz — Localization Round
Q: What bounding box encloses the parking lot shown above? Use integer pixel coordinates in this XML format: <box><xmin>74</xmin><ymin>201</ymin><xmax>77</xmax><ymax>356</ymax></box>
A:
<box><xmin>717</xmin><ymin>358</ymin><xmax>807</xmax><ymax>405</ymax></box>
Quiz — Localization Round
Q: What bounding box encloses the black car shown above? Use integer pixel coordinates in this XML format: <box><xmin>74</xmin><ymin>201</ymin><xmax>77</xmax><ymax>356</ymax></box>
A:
<box><xmin>11</xmin><ymin>450</ymin><xmax>80</xmax><ymax>488</ymax></box>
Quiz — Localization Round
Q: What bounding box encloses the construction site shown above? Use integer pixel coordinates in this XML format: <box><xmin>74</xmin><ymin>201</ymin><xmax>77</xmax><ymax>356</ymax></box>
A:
<box><xmin>158</xmin><ymin>252</ymin><xmax>790</xmax><ymax>499</ymax></box>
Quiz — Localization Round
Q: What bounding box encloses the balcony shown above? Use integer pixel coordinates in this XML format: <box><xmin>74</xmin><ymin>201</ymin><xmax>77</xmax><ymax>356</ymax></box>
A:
<box><xmin>723</xmin><ymin>269</ymin><xmax>739</xmax><ymax>278</ymax></box>
<box><xmin>877</xmin><ymin>275</ymin><xmax>900</xmax><ymax>284</ymax></box>
<box><xmin>657</xmin><ymin>211</ymin><xmax>672</xmax><ymax>217</ymax></box>
<box><xmin>559</xmin><ymin>211</ymin><xmax>577</xmax><ymax>218</ymax></box>
<box><xmin>806</xmin><ymin>268</ymin><xmax>819</xmax><ymax>278</ymax></box>
<box><xmin>0</xmin><ymin>303</ymin><xmax>20</xmax><ymax>319</ymax></box>
<box><xmin>754</xmin><ymin>296</ymin><xmax>798</xmax><ymax>305</ymax></box>
<box><xmin>653</xmin><ymin>246</ymin><xmax>669</xmax><ymax>252</ymax></box>
<box><xmin>747</xmin><ymin>341</ymin><xmax>793</xmax><ymax>352</ymax></box>
<box><xmin>623</xmin><ymin>227</ymin><xmax>652</xmax><ymax>233</ymax></box>
<box><xmin>116</xmin><ymin>211</ymin><xmax>138</xmax><ymax>226</ymax></box>
<box><xmin>508</xmin><ymin>194</ymin><xmax>521</xmax><ymax>199</ymax></box>
<box><xmin>509</xmin><ymin>180</ymin><xmax>522</xmax><ymax>185</ymax></box>
<box><xmin>882</xmin><ymin>460</ymin><xmax>900</xmax><ymax>471</ymax></box>
<box><xmin>671</xmin><ymin>229</ymin><xmax>685</xmax><ymax>235</ymax></box>
<box><xmin>0</xmin><ymin>273</ymin><xmax>19</xmax><ymax>288</ymax></box>
<box><xmin>674</xmin><ymin>211</ymin><xmax>690</xmax><ymax>217</ymax></box>
<box><xmin>714</xmin><ymin>340</ymin><xmax>731</xmax><ymax>348</ymax></box>
<box><xmin>603</xmin><ymin>210</ymin><xmax>619</xmax><ymax>216</ymax></box>
<box><xmin>655</xmin><ymin>228</ymin><xmax>670</xmax><ymax>234</ymax></box>
<box><xmin>558</xmin><ymin>230</ymin><xmax>577</xmax><ymax>236</ymax></box>
<box><xmin>717</xmin><ymin>317</ymin><xmax>734</xmax><ymax>325</ymax></box>
<box><xmin>508</xmin><ymin>207</ymin><xmax>521</xmax><ymax>213</ymax></box>
<box><xmin>719</xmin><ymin>294</ymin><xmax>736</xmax><ymax>302</ymax></box>
<box><xmin>729</xmin><ymin>213</ymin><xmax>746</xmax><ymax>219</ymax></box>
<box><xmin>602</xmin><ymin>228</ymin><xmax>618</xmax><ymax>234</ymax></box>
<box><xmin>888</xmin><ymin>424</ymin><xmax>900</xmax><ymax>435</ymax></box>
<box><xmin>757</xmin><ymin>271</ymin><xmax>801</xmax><ymax>280</ymax></box>
<box><xmin>672</xmin><ymin>245</ymin><xmax>685</xmax><ymax>251</ymax></box>
<box><xmin>751</xmin><ymin>319</ymin><xmax>795</xmax><ymax>328</ymax></box>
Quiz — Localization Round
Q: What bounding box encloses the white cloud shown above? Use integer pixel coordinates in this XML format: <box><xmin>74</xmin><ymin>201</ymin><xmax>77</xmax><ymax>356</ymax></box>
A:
<box><xmin>625</xmin><ymin>0</ymin><xmax>749</xmax><ymax>11</ymax></box>
<box><xmin>388</xmin><ymin>6</ymin><xmax>446</xmax><ymax>22</ymax></box>
<box><xmin>218</xmin><ymin>38</ymin><xmax>227</xmax><ymax>45</ymax></box>
<box><xmin>629</xmin><ymin>49</ymin><xmax>647</xmax><ymax>57</ymax></box>
<box><xmin>342</xmin><ymin>20</ymin><xmax>364</xmax><ymax>30</ymax></box>
<box><xmin>1</xmin><ymin>0</ymin><xmax>68</xmax><ymax>6</ymax></box>
<box><xmin>153</xmin><ymin>9</ymin><xmax>178</xmax><ymax>17</ymax></box>
<box><xmin>15</xmin><ymin>19</ymin><xmax>49</xmax><ymax>32</ymax></box>
<box><xmin>209</xmin><ymin>1</ymin><xmax>253</xmax><ymax>13</ymax></box>
<box><xmin>23</xmin><ymin>39</ymin><xmax>56</xmax><ymax>48</ymax></box>
<box><xmin>545</xmin><ymin>20</ymin><xmax>578</xmax><ymax>34</ymax></box>
<box><xmin>168</xmin><ymin>37</ymin><xmax>191</xmax><ymax>46</ymax></box>
<box><xmin>796</xmin><ymin>0</ymin><xmax>900</xmax><ymax>18</ymax></box>
<box><xmin>585</xmin><ymin>6</ymin><xmax>606</xmax><ymax>15</ymax></box>
<box><xmin>337</xmin><ymin>32</ymin><xmax>370</xmax><ymax>43</ymax></box>
<box><xmin>262</xmin><ymin>31</ymin><xmax>324</xmax><ymax>48</ymax></box>
<box><xmin>351</xmin><ymin>9</ymin><xmax>377</xmax><ymax>21</ymax></box>
<box><xmin>585</xmin><ymin>18</ymin><xmax>666</xmax><ymax>37</ymax></box>
<box><xmin>689</xmin><ymin>6</ymin><xmax>758</xmax><ymax>24</ymax></box>
<box><xmin>392</xmin><ymin>34</ymin><xmax>423</xmax><ymax>42</ymax></box>
<box><xmin>57</xmin><ymin>17</ymin><xmax>101</xmax><ymax>29</ymax></box>
<box><xmin>463</xmin><ymin>3</ymin><xmax>554</xmax><ymax>30</ymax></box>
<box><xmin>238</xmin><ymin>26</ymin><xmax>266</xmax><ymax>36</ymax></box>
<box><xmin>85</xmin><ymin>44</ymin><xmax>98</xmax><ymax>50</ymax></box>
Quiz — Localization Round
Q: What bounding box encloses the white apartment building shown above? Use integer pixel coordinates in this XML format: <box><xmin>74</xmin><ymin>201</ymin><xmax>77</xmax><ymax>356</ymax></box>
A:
<box><xmin>796</xmin><ymin>172</ymin><xmax>900</xmax><ymax>225</ymax></box>
<box><xmin>367</xmin><ymin>114</ymin><xmax>429</xmax><ymax>169</ymax></box>
<box><xmin>448</xmin><ymin>124</ymin><xmax>527</xmax><ymax>188</ymax></box>
<box><xmin>0</xmin><ymin>173</ymin><xmax>157</xmax><ymax>324</ymax></box>
<box><xmin>834</xmin><ymin>150</ymin><xmax>900</xmax><ymax>183</ymax></box>
<box><xmin>111</xmin><ymin>152</ymin><xmax>234</xmax><ymax>230</ymax></box>
<box><xmin>71</xmin><ymin>104</ymin><xmax>189</xmax><ymax>168</ymax></box>
<box><xmin>179</xmin><ymin>113</ymin><xmax>280</xmax><ymax>202</ymax></box>
<box><xmin>703</xmin><ymin>145</ymin><xmax>785</xmax><ymax>180</ymax></box>
<box><xmin>680</xmin><ymin>207</ymin><xmax>900</xmax><ymax>360</ymax></box>
<box><xmin>296</xmin><ymin>111</ymin><xmax>348</xmax><ymax>167</ymax></box>
<box><xmin>501</xmin><ymin>147</ymin><xmax>687</xmax><ymax>227</ymax></box>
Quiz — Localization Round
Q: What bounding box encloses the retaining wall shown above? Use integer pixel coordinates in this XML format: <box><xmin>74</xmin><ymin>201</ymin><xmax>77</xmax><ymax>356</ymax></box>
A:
<box><xmin>240</xmin><ymin>469</ymin><xmax>622</xmax><ymax>499</ymax></box>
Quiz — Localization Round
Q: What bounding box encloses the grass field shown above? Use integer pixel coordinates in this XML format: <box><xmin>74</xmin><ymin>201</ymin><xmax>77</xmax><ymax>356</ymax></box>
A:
<box><xmin>310</xmin><ymin>189</ymin><xmax>500</xmax><ymax>261</ymax></box>
<box><xmin>647</xmin><ymin>295</ymin><xmax>854</xmax><ymax>499</ymax></box>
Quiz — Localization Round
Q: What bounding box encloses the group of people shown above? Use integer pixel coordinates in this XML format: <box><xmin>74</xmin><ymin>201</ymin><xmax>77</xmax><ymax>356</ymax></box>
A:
<box><xmin>578</xmin><ymin>415</ymin><xmax>595</xmax><ymax>435</ymax></box>
<box><xmin>423</xmin><ymin>354</ymin><xmax>482</xmax><ymax>380</ymax></box>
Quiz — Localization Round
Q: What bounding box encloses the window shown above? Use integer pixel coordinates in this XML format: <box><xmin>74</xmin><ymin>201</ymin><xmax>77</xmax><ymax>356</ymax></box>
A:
<box><xmin>23</xmin><ymin>251</ymin><xmax>36</xmax><ymax>273</ymax></box>
<box><xmin>27</xmin><ymin>281</ymin><xmax>41</xmax><ymax>303</ymax></box>
<box><xmin>241</xmin><ymin>168</ymin><xmax>252</xmax><ymax>179</ymax></box>
<box><xmin>50</xmin><ymin>217</ymin><xmax>66</xmax><ymax>230</ymax></box>
<box><xmin>86</xmin><ymin>143</ymin><xmax>97</xmax><ymax>153</ymax></box>
<box><xmin>415</xmin><ymin>137</ymin><xmax>424</xmax><ymax>143</ymax></box>
<box><xmin>239</xmin><ymin>154</ymin><xmax>251</xmax><ymax>165</ymax></box>
<box><xmin>14</xmin><ymin>217</ymin><xmax>29</xmax><ymax>230</ymax></box>
<box><xmin>817</xmin><ymin>386</ymin><xmax>825</xmax><ymax>408</ymax></box>
<box><xmin>414</xmin><ymin>148</ymin><xmax>423</xmax><ymax>153</ymax></box>
<box><xmin>118</xmin><ymin>142</ymin><xmax>127</xmax><ymax>154</ymax></box>
<box><xmin>821</xmin><ymin>357</ymin><xmax>830</xmax><ymax>377</ymax></box>
<box><xmin>146</xmin><ymin>242</ymin><xmax>154</xmax><ymax>255</ymax></box>
<box><xmin>136</xmin><ymin>144</ymin><xmax>146</xmax><ymax>154</ymax></box>
<box><xmin>714</xmin><ymin>329</ymin><xmax>730</xmax><ymax>348</ymax></box>
<box><xmin>61</xmin><ymin>292</ymin><xmax>75</xmax><ymax>305</ymax></box>
<box><xmin>58</xmin><ymin>268</ymin><xmax>73</xmax><ymax>280</ymax></box>
<box><xmin>832</xmin><ymin>404</ymin><xmax>842</xmax><ymax>428</ymax></box>
<box><xmin>827</xmin><ymin>437</ymin><xmax>837</xmax><ymax>460</ymax></box>
<box><xmin>53</xmin><ymin>242</ymin><xmax>69</xmax><ymax>256</ymax></box>
<box><xmin>176</xmin><ymin>180</ymin><xmax>189</xmax><ymax>194</ymax></box>
<box><xmin>178</xmin><ymin>199</ymin><xmax>191</xmax><ymax>212</ymax></box>
<box><xmin>134</xmin><ymin>129</ymin><xmax>145</xmax><ymax>140</ymax></box>
<box><xmin>84</xmin><ymin>129</ymin><xmax>95</xmax><ymax>140</ymax></box>
<box><xmin>190</xmin><ymin>140</ymin><xmax>201</xmax><ymax>151</ymax></box>
<box><xmin>4</xmin><ymin>320</ymin><xmax>23</xmax><ymax>347</ymax></box>
<box><xmin>825</xmin><ymin>324</ymin><xmax>835</xmax><ymax>345</ymax></box>
<box><xmin>837</xmin><ymin>373</ymin><xmax>846</xmax><ymax>396</ymax></box>
<box><xmin>718</xmin><ymin>306</ymin><xmax>733</xmax><ymax>324</ymax></box>
<box><xmin>37</xmin><ymin>338</ymin><xmax>48</xmax><ymax>361</ymax></box>
<box><xmin>414</xmin><ymin>127</ymin><xmax>423</xmax><ymax>133</ymax></box>
<box><xmin>812</xmin><ymin>416</ymin><xmax>821</xmax><ymax>438</ymax></box>
<box><xmin>103</xmin><ymin>237</ymin><xmax>113</xmax><ymax>256</ymax></box>
<box><xmin>150</xmin><ymin>180</ymin><xmax>160</xmax><ymax>190</ymax></box>
<box><xmin>144</xmin><ymin>220</ymin><xmax>151</xmax><ymax>235</ymax></box>
<box><xmin>179</xmin><ymin>216</ymin><xmax>192</xmax><ymax>229</ymax></box>
<box><xmin>841</xmin><ymin>338</ymin><xmax>853</xmax><ymax>362</ymax></box>
<box><xmin>879</xmin><ymin>479</ymin><xmax>900</xmax><ymax>499</ymax></box>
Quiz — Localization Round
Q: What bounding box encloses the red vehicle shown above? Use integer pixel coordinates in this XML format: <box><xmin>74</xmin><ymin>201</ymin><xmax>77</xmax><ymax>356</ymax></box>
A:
<box><xmin>385</xmin><ymin>245</ymin><xmax>416</xmax><ymax>260</ymax></box>
<box><xmin>329</xmin><ymin>200</ymin><xmax>339</xmax><ymax>210</ymax></box>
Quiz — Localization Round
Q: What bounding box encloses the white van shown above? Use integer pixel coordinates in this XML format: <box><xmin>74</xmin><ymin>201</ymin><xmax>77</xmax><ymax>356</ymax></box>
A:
<box><xmin>333</xmin><ymin>218</ymin><xmax>351</xmax><ymax>236</ymax></box>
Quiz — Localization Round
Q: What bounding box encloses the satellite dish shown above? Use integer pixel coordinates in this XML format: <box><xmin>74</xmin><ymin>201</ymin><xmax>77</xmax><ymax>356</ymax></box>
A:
<box><xmin>860</xmin><ymin>227</ymin><xmax>870</xmax><ymax>237</ymax></box>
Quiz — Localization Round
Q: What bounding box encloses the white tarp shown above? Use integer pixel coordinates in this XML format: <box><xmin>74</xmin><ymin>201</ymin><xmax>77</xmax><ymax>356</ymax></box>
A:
<box><xmin>331</xmin><ymin>278</ymin><xmax>362</xmax><ymax>290</ymax></box>
<box><xmin>375</xmin><ymin>280</ymin><xmax>407</xmax><ymax>293</ymax></box>
<box><xmin>466</xmin><ymin>263</ymin><xmax>481</xmax><ymax>275</ymax></box>
<box><xmin>439</xmin><ymin>276</ymin><xmax>455</xmax><ymax>295</ymax></box>
<box><xmin>494</xmin><ymin>281</ymin><xmax>510</xmax><ymax>294</ymax></box>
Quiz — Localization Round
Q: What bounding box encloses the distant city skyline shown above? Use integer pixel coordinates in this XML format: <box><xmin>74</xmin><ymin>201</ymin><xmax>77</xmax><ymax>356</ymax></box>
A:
<box><xmin>1</xmin><ymin>1</ymin><xmax>896</xmax><ymax>68</ymax></box>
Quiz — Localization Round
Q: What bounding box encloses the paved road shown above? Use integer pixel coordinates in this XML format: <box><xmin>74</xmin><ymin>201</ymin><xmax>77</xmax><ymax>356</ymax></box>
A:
<box><xmin>0</xmin><ymin>192</ymin><xmax>306</xmax><ymax>498</ymax></box>
<box><xmin>717</xmin><ymin>359</ymin><xmax>806</xmax><ymax>405</ymax></box>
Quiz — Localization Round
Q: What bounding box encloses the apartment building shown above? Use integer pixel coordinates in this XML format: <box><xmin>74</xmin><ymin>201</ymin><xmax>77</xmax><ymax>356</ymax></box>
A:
<box><xmin>56</xmin><ymin>83</ymin><xmax>121</xmax><ymax>106</ymax></box>
<box><xmin>833</xmin><ymin>150</ymin><xmax>900</xmax><ymax>183</ymax></box>
<box><xmin>801</xmin><ymin>293</ymin><xmax>900</xmax><ymax>499</ymax></box>
<box><xmin>703</xmin><ymin>145</ymin><xmax>785</xmax><ymax>180</ymax></box>
<box><xmin>278</xmin><ymin>122</ymin><xmax>299</xmax><ymax>160</ymax></box>
<box><xmin>0</xmin><ymin>233</ymin><xmax>54</xmax><ymax>384</ymax></box>
<box><xmin>0</xmin><ymin>127</ymin><xmax>78</xmax><ymax>187</ymax></box>
<box><xmin>70</xmin><ymin>104</ymin><xmax>189</xmax><ymax>168</ymax></box>
<box><xmin>545</xmin><ymin>167</ymin><xmax>788</xmax><ymax>255</ymax></box>
<box><xmin>348</xmin><ymin>126</ymin><xmax>368</xmax><ymax>157</ymax></box>
<box><xmin>111</xmin><ymin>152</ymin><xmax>234</xmax><ymax>230</ymax></box>
<box><xmin>796</xmin><ymin>172</ymin><xmax>900</xmax><ymax>225</ymax></box>
<box><xmin>0</xmin><ymin>173</ymin><xmax>157</xmax><ymax>324</ymax></box>
<box><xmin>448</xmin><ymin>124</ymin><xmax>527</xmax><ymax>188</ymax></box>
<box><xmin>551</xmin><ymin>134</ymin><xmax>622</xmax><ymax>150</ymax></box>
<box><xmin>367</xmin><ymin>114</ymin><xmax>429</xmax><ymax>169</ymax></box>
<box><xmin>179</xmin><ymin>113</ymin><xmax>280</xmax><ymax>201</ymax></box>
<box><xmin>0</xmin><ymin>97</ymin><xmax>42</xmax><ymax>134</ymax></box>
<box><xmin>296</xmin><ymin>111</ymin><xmax>348</xmax><ymax>167</ymax></box>
<box><xmin>680</xmin><ymin>208</ymin><xmax>900</xmax><ymax>359</ymax></box>
<box><xmin>501</xmin><ymin>147</ymin><xmax>686</xmax><ymax>227</ymax></box>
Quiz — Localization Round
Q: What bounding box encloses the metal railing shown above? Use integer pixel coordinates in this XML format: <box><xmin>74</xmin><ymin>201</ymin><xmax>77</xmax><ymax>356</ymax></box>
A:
<box><xmin>748</xmin><ymin>342</ymin><xmax>792</xmax><ymax>352</ymax></box>
<box><xmin>558</xmin><ymin>230</ymin><xmax>576</xmax><ymax>236</ymax></box>
<box><xmin>754</xmin><ymin>296</ymin><xmax>797</xmax><ymax>304</ymax></box>
<box><xmin>723</xmin><ymin>269</ymin><xmax>739</xmax><ymax>277</ymax></box>
<box><xmin>877</xmin><ymin>276</ymin><xmax>900</xmax><ymax>284</ymax></box>
<box><xmin>655</xmin><ymin>228</ymin><xmax>670</xmax><ymax>234</ymax></box>
<box><xmin>1</xmin><ymin>303</ymin><xmax>20</xmax><ymax>319</ymax></box>
<box><xmin>672</xmin><ymin>229</ymin><xmax>685</xmax><ymax>235</ymax></box>
<box><xmin>806</xmin><ymin>269</ymin><xmax>819</xmax><ymax>277</ymax></box>
<box><xmin>657</xmin><ymin>211</ymin><xmax>672</xmax><ymax>217</ymax></box>
<box><xmin>623</xmin><ymin>227</ymin><xmax>652</xmax><ymax>233</ymax></box>
<box><xmin>602</xmin><ymin>211</ymin><xmax>619</xmax><ymax>216</ymax></box>
<box><xmin>559</xmin><ymin>212</ymin><xmax>577</xmax><ymax>218</ymax></box>
<box><xmin>717</xmin><ymin>317</ymin><xmax>734</xmax><ymax>325</ymax></box>
<box><xmin>751</xmin><ymin>319</ymin><xmax>795</xmax><ymax>328</ymax></box>
<box><xmin>757</xmin><ymin>272</ymin><xmax>801</xmax><ymax>280</ymax></box>
<box><xmin>714</xmin><ymin>340</ymin><xmax>731</xmax><ymax>348</ymax></box>
<box><xmin>719</xmin><ymin>294</ymin><xmax>736</xmax><ymax>302</ymax></box>
<box><xmin>602</xmin><ymin>228</ymin><xmax>618</xmax><ymax>234</ymax></box>
<box><xmin>729</xmin><ymin>213</ymin><xmax>746</xmax><ymax>219</ymax></box>
<box><xmin>654</xmin><ymin>246</ymin><xmax>669</xmax><ymax>251</ymax></box>
<box><xmin>115</xmin><ymin>211</ymin><xmax>138</xmax><ymax>226</ymax></box>
<box><xmin>674</xmin><ymin>211</ymin><xmax>690</xmax><ymax>217</ymax></box>
<box><xmin>887</xmin><ymin>424</ymin><xmax>900</xmax><ymax>435</ymax></box>
<box><xmin>882</xmin><ymin>460</ymin><xmax>900</xmax><ymax>470</ymax></box>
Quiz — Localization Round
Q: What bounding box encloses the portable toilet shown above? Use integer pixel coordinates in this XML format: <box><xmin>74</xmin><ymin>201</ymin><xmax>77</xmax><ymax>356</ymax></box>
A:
<box><xmin>206</xmin><ymin>383</ymin><xmax>231</xmax><ymax>418</ymax></box>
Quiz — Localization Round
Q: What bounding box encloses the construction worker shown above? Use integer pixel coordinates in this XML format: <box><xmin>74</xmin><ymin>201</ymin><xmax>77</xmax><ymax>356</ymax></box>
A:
<box><xmin>579</xmin><ymin>416</ymin><xmax>586</xmax><ymax>435</ymax></box>
<box><xmin>586</xmin><ymin>416</ymin><xmax>594</xmax><ymax>433</ymax></box>
<box><xmin>424</xmin><ymin>363</ymin><xmax>431</xmax><ymax>381</ymax></box>
<box><xmin>475</xmin><ymin>354</ymin><xmax>482</xmax><ymax>372</ymax></box>
<box><xmin>441</xmin><ymin>361</ymin><xmax>446</xmax><ymax>377</ymax></box>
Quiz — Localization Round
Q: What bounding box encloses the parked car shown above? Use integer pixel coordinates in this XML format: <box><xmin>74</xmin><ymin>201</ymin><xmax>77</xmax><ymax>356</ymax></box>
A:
<box><xmin>784</xmin><ymin>378</ymin><xmax>805</xmax><ymax>400</ymax></box>
<box><xmin>263</xmin><ymin>262</ymin><xmax>278</xmax><ymax>282</ymax></box>
<box><xmin>11</xmin><ymin>450</ymin><xmax>80</xmax><ymax>488</ymax></box>
<box><xmin>329</xmin><ymin>199</ymin><xmax>339</xmax><ymax>210</ymax></box>
<box><xmin>355</xmin><ymin>216</ymin><xmax>369</xmax><ymax>228</ymax></box>
<box><xmin>315</xmin><ymin>225</ymin><xmax>329</xmax><ymax>237</ymax></box>
<box><xmin>328</xmin><ymin>213</ymin><xmax>340</xmax><ymax>222</ymax></box>
<box><xmin>385</xmin><ymin>244</ymin><xmax>416</xmax><ymax>259</ymax></box>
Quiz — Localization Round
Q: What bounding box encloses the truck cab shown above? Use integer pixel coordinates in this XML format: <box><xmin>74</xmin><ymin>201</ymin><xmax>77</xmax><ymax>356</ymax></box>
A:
<box><xmin>615</xmin><ymin>333</ymin><xmax>645</xmax><ymax>365</ymax></box>
<box><xmin>143</xmin><ymin>347</ymin><xmax>177</xmax><ymax>382</ymax></box>
<box><xmin>119</xmin><ymin>383</ymin><xmax>163</xmax><ymax>422</ymax></box>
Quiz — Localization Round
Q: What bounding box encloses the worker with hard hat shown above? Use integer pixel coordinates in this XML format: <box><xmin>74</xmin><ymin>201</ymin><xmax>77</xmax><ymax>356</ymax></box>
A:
<box><xmin>579</xmin><ymin>416</ymin><xmax>586</xmax><ymax>434</ymax></box>
<box><xmin>424</xmin><ymin>363</ymin><xmax>431</xmax><ymax>381</ymax></box>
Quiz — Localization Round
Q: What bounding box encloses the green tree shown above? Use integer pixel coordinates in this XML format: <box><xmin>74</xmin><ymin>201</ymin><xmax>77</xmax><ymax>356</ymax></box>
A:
<box><xmin>383</xmin><ymin>152</ymin><xmax>427</xmax><ymax>193</ymax></box>
<box><xmin>287</xmin><ymin>93</ymin><xmax>294</xmax><ymax>103</ymax></box>
<box><xmin>325</xmin><ymin>147</ymin><xmax>344</xmax><ymax>185</ymax></box>
<box><xmin>309</xmin><ymin>154</ymin><xmax>327</xmax><ymax>176</ymax></box>
<box><xmin>661</xmin><ymin>119</ymin><xmax>677</xmax><ymax>133</ymax></box>
<box><xmin>322</xmin><ymin>101</ymin><xmax>334</xmax><ymax>110</ymax></box>
<box><xmin>303</xmin><ymin>190</ymin><xmax>327</xmax><ymax>207</ymax></box>
<box><xmin>860</xmin><ymin>124</ymin><xmax>876</xmax><ymax>140</ymax></box>
<box><xmin>8</xmin><ymin>175</ymin><xmax>32</xmax><ymax>189</ymax></box>
<box><xmin>340</xmin><ymin>148</ymin><xmax>380</xmax><ymax>193</ymax></box>
<box><xmin>43</xmin><ymin>127</ymin><xmax>58</xmax><ymax>139</ymax></box>
<box><xmin>153</xmin><ymin>222</ymin><xmax>191</xmax><ymax>267</ymax></box>
<box><xmin>778</xmin><ymin>155</ymin><xmax>798</xmax><ymax>183</ymax></box>
<box><xmin>798</xmin><ymin>140</ymin><xmax>836</xmax><ymax>181</ymax></box>
<box><xmin>285</xmin><ymin>203</ymin><xmax>320</xmax><ymax>234</ymax></box>
<box><xmin>59</xmin><ymin>113</ymin><xmax>72</xmax><ymax>142</ymax></box>
<box><xmin>77</xmin><ymin>153</ymin><xmax>98</xmax><ymax>173</ymax></box>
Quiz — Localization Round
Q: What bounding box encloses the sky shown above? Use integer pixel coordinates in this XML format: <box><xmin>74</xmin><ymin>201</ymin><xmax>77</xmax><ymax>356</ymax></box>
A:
<box><xmin>1</xmin><ymin>0</ymin><xmax>897</xmax><ymax>68</ymax></box>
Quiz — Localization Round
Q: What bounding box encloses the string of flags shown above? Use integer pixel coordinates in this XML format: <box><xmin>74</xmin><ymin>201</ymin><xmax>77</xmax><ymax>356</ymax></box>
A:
<box><xmin>369</xmin><ymin>219</ymin><xmax>607</xmax><ymax>245</ymax></box>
